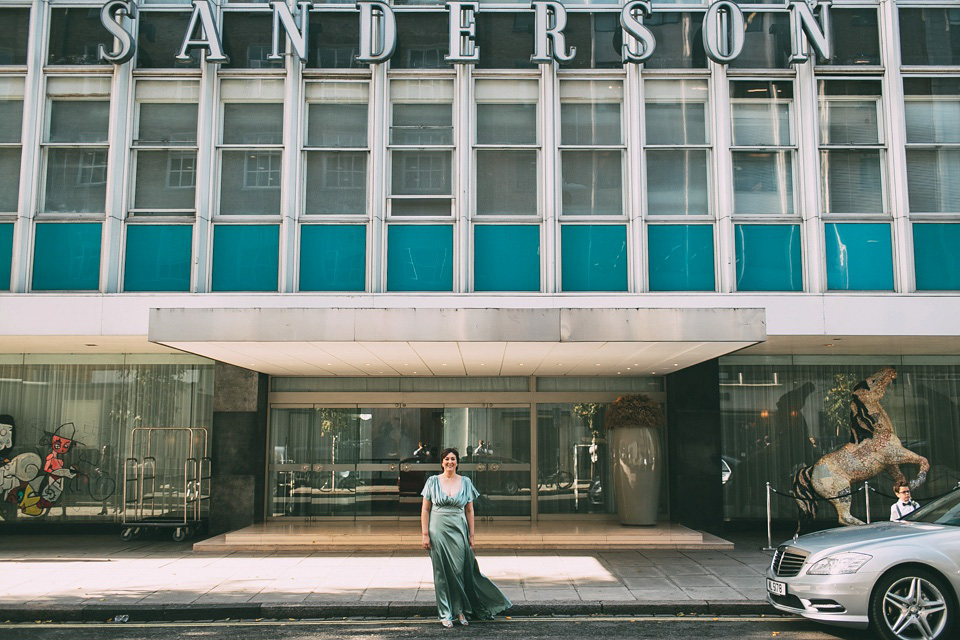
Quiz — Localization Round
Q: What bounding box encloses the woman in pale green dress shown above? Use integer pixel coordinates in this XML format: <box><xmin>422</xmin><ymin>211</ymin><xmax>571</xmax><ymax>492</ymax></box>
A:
<box><xmin>421</xmin><ymin>447</ymin><xmax>512</xmax><ymax>627</ymax></box>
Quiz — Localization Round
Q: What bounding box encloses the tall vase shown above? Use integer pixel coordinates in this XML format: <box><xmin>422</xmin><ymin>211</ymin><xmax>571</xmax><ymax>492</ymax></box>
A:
<box><xmin>610</xmin><ymin>425</ymin><xmax>662</xmax><ymax>525</ymax></box>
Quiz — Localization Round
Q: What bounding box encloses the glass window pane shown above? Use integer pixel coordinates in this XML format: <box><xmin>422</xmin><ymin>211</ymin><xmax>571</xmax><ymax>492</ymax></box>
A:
<box><xmin>728</xmin><ymin>11</ymin><xmax>791</xmax><ymax>69</ymax></box>
<box><xmin>475</xmin><ymin>13</ymin><xmax>537</xmax><ymax>70</ymax></box>
<box><xmin>32</xmin><ymin>223</ymin><xmax>102</xmax><ymax>291</ymax></box>
<box><xmin>211</xmin><ymin>224</ymin><xmax>279</xmax><ymax>292</ymax></box>
<box><xmin>906</xmin><ymin>150</ymin><xmax>960</xmax><ymax>214</ymax></box>
<box><xmin>477</xmin><ymin>105</ymin><xmax>537</xmax><ymax>145</ymax></box>
<box><xmin>731</xmin><ymin>82</ymin><xmax>793</xmax><ymax>146</ymax></box>
<box><xmin>899</xmin><ymin>8</ymin><xmax>960</xmax><ymax>66</ymax></box>
<box><xmin>561</xmin><ymin>151</ymin><xmax>622</xmax><ymax>216</ymax></box>
<box><xmin>474</xmin><ymin>225</ymin><xmax>540</xmax><ymax>292</ymax></box>
<box><xmin>123</xmin><ymin>225</ymin><xmax>192</xmax><ymax>292</ymax></box>
<box><xmin>732</xmin><ymin>151</ymin><xmax>794</xmax><ymax>215</ymax></box>
<box><xmin>220</xmin><ymin>150</ymin><xmax>282</xmax><ymax>215</ymax></box>
<box><xmin>391</xmin><ymin>104</ymin><xmax>453</xmax><ymax>145</ymax></box>
<box><xmin>821</xmin><ymin>8</ymin><xmax>880</xmax><ymax>66</ymax></box>
<box><xmin>645</xmin><ymin>150</ymin><xmax>709</xmax><ymax>216</ymax></box>
<box><xmin>562</xmin><ymin>12</ymin><xmax>622</xmax><ymax>70</ymax></box>
<box><xmin>391</xmin><ymin>151</ymin><xmax>452</xmax><ymax>196</ymax></box>
<box><xmin>134</xmin><ymin>150</ymin><xmax>197</xmax><ymax>210</ymax></box>
<box><xmin>307</xmin><ymin>104</ymin><xmax>368</xmax><ymax>147</ymax></box>
<box><xmin>818</xmin><ymin>80</ymin><xmax>882</xmax><ymax>145</ymax></box>
<box><xmin>222</xmin><ymin>103</ymin><xmax>283</xmax><ymax>144</ymax></box>
<box><xmin>307</xmin><ymin>12</ymin><xmax>362</xmax><ymax>69</ymax></box>
<box><xmin>48</xmin><ymin>9</ymin><xmax>108</xmax><ymax>65</ymax></box>
<box><xmin>49</xmin><ymin>101</ymin><xmax>110</xmax><ymax>143</ymax></box>
<box><xmin>299</xmin><ymin>224</ymin><xmax>366</xmax><ymax>292</ymax></box>
<box><xmin>393</xmin><ymin>13</ymin><xmax>447</xmax><ymax>69</ymax></box>
<box><xmin>137</xmin><ymin>104</ymin><xmax>198</xmax><ymax>145</ymax></box>
<box><xmin>0</xmin><ymin>223</ymin><xmax>12</xmax><ymax>291</ymax></box>
<box><xmin>648</xmin><ymin>224</ymin><xmax>714</xmax><ymax>291</ymax></box>
<box><xmin>221</xmin><ymin>12</ymin><xmax>283</xmax><ymax>70</ymax></box>
<box><xmin>644</xmin><ymin>80</ymin><xmax>709</xmax><ymax>145</ymax></box>
<box><xmin>44</xmin><ymin>149</ymin><xmax>108</xmax><ymax>213</ymax></box>
<box><xmin>476</xmin><ymin>151</ymin><xmax>537</xmax><ymax>216</ymax></box>
<box><xmin>904</xmin><ymin>78</ymin><xmax>960</xmax><ymax>145</ymax></box>
<box><xmin>643</xmin><ymin>13</ymin><xmax>707</xmax><ymax>70</ymax></box>
<box><xmin>824</xmin><ymin>223</ymin><xmax>893</xmax><ymax>291</ymax></box>
<box><xmin>0</xmin><ymin>148</ymin><xmax>21</xmax><ymax>212</ymax></box>
<box><xmin>914</xmin><ymin>223</ymin><xmax>960</xmax><ymax>291</ymax></box>
<box><xmin>560</xmin><ymin>81</ymin><xmax>622</xmax><ymax>145</ymax></box>
<box><xmin>137</xmin><ymin>11</ymin><xmax>201</xmax><ymax>69</ymax></box>
<box><xmin>391</xmin><ymin>199</ymin><xmax>451</xmax><ymax>217</ymax></box>
<box><xmin>735</xmin><ymin>224</ymin><xmax>802</xmax><ymax>292</ymax></box>
<box><xmin>304</xmin><ymin>151</ymin><xmax>367</xmax><ymax>215</ymax></box>
<box><xmin>560</xmin><ymin>225</ymin><xmax>627</xmax><ymax>292</ymax></box>
<box><xmin>0</xmin><ymin>100</ymin><xmax>23</xmax><ymax>142</ymax></box>
<box><xmin>0</xmin><ymin>8</ymin><xmax>29</xmax><ymax>66</ymax></box>
<box><xmin>821</xmin><ymin>150</ymin><xmax>883</xmax><ymax>214</ymax></box>
<box><xmin>387</xmin><ymin>225</ymin><xmax>453</xmax><ymax>292</ymax></box>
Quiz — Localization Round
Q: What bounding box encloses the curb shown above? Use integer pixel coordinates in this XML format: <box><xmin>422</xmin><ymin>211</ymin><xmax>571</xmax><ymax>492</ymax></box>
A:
<box><xmin>0</xmin><ymin>600</ymin><xmax>777</xmax><ymax>623</ymax></box>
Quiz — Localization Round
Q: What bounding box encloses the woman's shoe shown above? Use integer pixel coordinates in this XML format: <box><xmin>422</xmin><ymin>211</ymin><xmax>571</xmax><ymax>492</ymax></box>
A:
<box><xmin>457</xmin><ymin>614</ymin><xmax>469</xmax><ymax>626</ymax></box>
<box><xmin>440</xmin><ymin>619</ymin><xmax>453</xmax><ymax>628</ymax></box>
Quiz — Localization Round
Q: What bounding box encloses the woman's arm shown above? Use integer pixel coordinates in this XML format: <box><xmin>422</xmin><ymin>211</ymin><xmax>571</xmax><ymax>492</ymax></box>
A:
<box><xmin>421</xmin><ymin>498</ymin><xmax>432</xmax><ymax>549</ymax></box>
<box><xmin>465</xmin><ymin>500</ymin><xmax>475</xmax><ymax>548</ymax></box>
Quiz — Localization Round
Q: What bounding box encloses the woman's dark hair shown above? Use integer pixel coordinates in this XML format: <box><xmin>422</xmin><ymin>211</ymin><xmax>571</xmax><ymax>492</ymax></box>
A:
<box><xmin>439</xmin><ymin>447</ymin><xmax>460</xmax><ymax>467</ymax></box>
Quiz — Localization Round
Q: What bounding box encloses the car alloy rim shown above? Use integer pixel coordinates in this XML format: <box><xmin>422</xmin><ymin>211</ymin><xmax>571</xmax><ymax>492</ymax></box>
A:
<box><xmin>882</xmin><ymin>576</ymin><xmax>948</xmax><ymax>640</ymax></box>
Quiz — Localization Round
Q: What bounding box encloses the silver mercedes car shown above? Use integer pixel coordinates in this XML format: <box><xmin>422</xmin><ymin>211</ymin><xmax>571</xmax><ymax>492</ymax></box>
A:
<box><xmin>766</xmin><ymin>488</ymin><xmax>960</xmax><ymax>640</ymax></box>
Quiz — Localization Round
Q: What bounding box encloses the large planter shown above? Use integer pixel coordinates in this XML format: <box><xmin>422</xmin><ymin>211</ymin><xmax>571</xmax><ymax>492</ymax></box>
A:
<box><xmin>609</xmin><ymin>425</ymin><xmax>662</xmax><ymax>525</ymax></box>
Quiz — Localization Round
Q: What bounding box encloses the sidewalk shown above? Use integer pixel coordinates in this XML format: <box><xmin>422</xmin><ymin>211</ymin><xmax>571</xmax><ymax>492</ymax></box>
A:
<box><xmin>0</xmin><ymin>532</ymin><xmax>778</xmax><ymax>623</ymax></box>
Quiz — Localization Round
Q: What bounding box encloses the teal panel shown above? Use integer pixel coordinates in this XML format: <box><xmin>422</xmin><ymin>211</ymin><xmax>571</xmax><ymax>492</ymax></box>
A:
<box><xmin>300</xmin><ymin>225</ymin><xmax>366</xmax><ymax>292</ymax></box>
<box><xmin>474</xmin><ymin>225</ymin><xmax>540</xmax><ymax>292</ymax></box>
<box><xmin>914</xmin><ymin>223</ymin><xmax>960</xmax><ymax>290</ymax></box>
<box><xmin>0</xmin><ymin>223</ymin><xmax>11</xmax><ymax>291</ymax></box>
<box><xmin>824</xmin><ymin>223</ymin><xmax>893</xmax><ymax>291</ymax></box>
<box><xmin>648</xmin><ymin>225</ymin><xmax>715</xmax><ymax>291</ymax></box>
<box><xmin>735</xmin><ymin>225</ymin><xmax>802</xmax><ymax>291</ymax></box>
<box><xmin>387</xmin><ymin>225</ymin><xmax>453</xmax><ymax>292</ymax></box>
<box><xmin>123</xmin><ymin>225</ymin><xmax>192</xmax><ymax>292</ymax></box>
<box><xmin>32</xmin><ymin>222</ymin><xmax>101</xmax><ymax>291</ymax></box>
<box><xmin>212</xmin><ymin>225</ymin><xmax>279</xmax><ymax>292</ymax></box>
<box><xmin>560</xmin><ymin>225</ymin><xmax>627</xmax><ymax>292</ymax></box>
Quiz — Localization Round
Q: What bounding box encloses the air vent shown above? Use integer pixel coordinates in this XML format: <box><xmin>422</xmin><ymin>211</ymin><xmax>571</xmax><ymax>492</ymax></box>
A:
<box><xmin>772</xmin><ymin>545</ymin><xmax>809</xmax><ymax>577</ymax></box>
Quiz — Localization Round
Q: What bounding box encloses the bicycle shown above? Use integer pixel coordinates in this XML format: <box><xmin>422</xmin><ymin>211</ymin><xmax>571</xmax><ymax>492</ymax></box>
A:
<box><xmin>537</xmin><ymin>457</ymin><xmax>574</xmax><ymax>491</ymax></box>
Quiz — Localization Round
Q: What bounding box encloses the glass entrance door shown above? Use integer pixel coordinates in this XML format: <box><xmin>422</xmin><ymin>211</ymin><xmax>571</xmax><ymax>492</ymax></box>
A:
<box><xmin>269</xmin><ymin>404</ymin><xmax>531</xmax><ymax>519</ymax></box>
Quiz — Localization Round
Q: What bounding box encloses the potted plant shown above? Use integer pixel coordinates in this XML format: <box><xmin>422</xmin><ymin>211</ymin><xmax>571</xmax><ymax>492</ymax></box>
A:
<box><xmin>605</xmin><ymin>394</ymin><xmax>664</xmax><ymax>525</ymax></box>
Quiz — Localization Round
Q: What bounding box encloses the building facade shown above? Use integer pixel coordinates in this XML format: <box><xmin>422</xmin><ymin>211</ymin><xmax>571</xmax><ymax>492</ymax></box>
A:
<box><xmin>0</xmin><ymin>0</ymin><xmax>959</xmax><ymax>533</ymax></box>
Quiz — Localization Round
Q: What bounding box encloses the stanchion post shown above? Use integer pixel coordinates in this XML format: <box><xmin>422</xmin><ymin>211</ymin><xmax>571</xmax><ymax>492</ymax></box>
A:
<box><xmin>763</xmin><ymin>482</ymin><xmax>775</xmax><ymax>551</ymax></box>
<box><xmin>864</xmin><ymin>481</ymin><xmax>871</xmax><ymax>524</ymax></box>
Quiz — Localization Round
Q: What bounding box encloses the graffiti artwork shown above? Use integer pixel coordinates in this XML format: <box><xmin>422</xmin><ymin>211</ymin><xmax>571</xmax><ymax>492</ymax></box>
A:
<box><xmin>0</xmin><ymin>419</ymin><xmax>116</xmax><ymax>520</ymax></box>
<box><xmin>792</xmin><ymin>368</ymin><xmax>931</xmax><ymax>531</ymax></box>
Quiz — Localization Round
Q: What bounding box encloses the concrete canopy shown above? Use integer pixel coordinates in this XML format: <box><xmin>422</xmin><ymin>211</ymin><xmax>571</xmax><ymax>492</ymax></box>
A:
<box><xmin>148</xmin><ymin>307</ymin><xmax>766</xmax><ymax>376</ymax></box>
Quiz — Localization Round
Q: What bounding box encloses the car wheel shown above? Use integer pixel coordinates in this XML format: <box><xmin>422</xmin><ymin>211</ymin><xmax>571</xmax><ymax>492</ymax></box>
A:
<box><xmin>870</xmin><ymin>567</ymin><xmax>954</xmax><ymax>640</ymax></box>
<box><xmin>504</xmin><ymin>479</ymin><xmax>520</xmax><ymax>496</ymax></box>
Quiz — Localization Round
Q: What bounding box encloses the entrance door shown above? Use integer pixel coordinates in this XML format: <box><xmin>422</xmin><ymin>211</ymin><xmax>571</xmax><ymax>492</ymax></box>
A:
<box><xmin>268</xmin><ymin>404</ymin><xmax>531</xmax><ymax>519</ymax></box>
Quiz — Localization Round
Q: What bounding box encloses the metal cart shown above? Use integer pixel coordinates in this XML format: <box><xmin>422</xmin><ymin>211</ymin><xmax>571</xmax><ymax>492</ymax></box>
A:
<box><xmin>121</xmin><ymin>427</ymin><xmax>211</xmax><ymax>542</ymax></box>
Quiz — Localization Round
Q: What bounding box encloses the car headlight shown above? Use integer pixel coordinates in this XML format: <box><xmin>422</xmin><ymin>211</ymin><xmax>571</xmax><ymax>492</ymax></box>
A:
<box><xmin>807</xmin><ymin>552</ymin><xmax>873</xmax><ymax>575</ymax></box>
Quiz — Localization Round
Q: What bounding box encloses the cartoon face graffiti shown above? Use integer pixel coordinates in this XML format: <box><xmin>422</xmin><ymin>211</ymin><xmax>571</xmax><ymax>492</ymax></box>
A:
<box><xmin>51</xmin><ymin>434</ymin><xmax>73</xmax><ymax>455</ymax></box>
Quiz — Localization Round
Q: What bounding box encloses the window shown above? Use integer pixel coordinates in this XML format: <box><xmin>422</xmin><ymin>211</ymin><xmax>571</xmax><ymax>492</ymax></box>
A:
<box><xmin>475</xmin><ymin>13</ymin><xmax>537</xmax><ymax>70</ymax></box>
<box><xmin>32</xmin><ymin>223</ymin><xmax>102</xmax><ymax>291</ymax></box>
<box><xmin>389</xmin><ymin>80</ymin><xmax>454</xmax><ymax>217</ymax></box>
<box><xmin>218</xmin><ymin>80</ymin><xmax>284</xmax><ymax>216</ymax></box>
<box><xmin>0</xmin><ymin>8</ymin><xmax>29</xmax><ymax>66</ymax></box>
<box><xmin>730</xmin><ymin>81</ymin><xmax>795</xmax><ymax>216</ymax></box>
<box><xmin>474</xmin><ymin>225</ymin><xmax>540</xmax><ymax>292</ymax></box>
<box><xmin>914</xmin><ymin>223</ymin><xmax>960</xmax><ymax>291</ymax></box>
<box><xmin>647</xmin><ymin>225</ymin><xmax>715</xmax><ymax>292</ymax></box>
<box><xmin>560</xmin><ymin>81</ymin><xmax>623</xmax><ymax>217</ymax></box>
<box><xmin>307</xmin><ymin>12</ymin><xmax>363</xmax><ymax>69</ymax></box>
<box><xmin>123</xmin><ymin>225</ymin><xmax>192</xmax><ymax>292</ymax></box>
<box><xmin>299</xmin><ymin>225</ymin><xmax>366</xmax><ymax>292</ymax></box>
<box><xmin>642</xmin><ymin>13</ymin><xmax>707</xmax><ymax>70</ymax></box>
<box><xmin>0</xmin><ymin>77</ymin><xmax>24</xmax><ymax>214</ymax></box>
<box><xmin>823</xmin><ymin>223</ymin><xmax>893</xmax><ymax>291</ymax></box>
<box><xmin>137</xmin><ymin>11</ymin><xmax>201</xmax><ymax>69</ymax></box>
<box><xmin>131</xmin><ymin>82</ymin><xmax>199</xmax><ymax>216</ymax></box>
<box><xmin>904</xmin><ymin>78</ymin><xmax>960</xmax><ymax>214</ymax></box>
<box><xmin>900</xmin><ymin>8</ymin><xmax>960</xmax><ymax>67</ymax></box>
<box><xmin>735</xmin><ymin>224</ymin><xmax>802</xmax><ymax>292</ymax></box>
<box><xmin>211</xmin><ymin>224</ymin><xmax>279</xmax><ymax>291</ymax></box>
<box><xmin>386</xmin><ymin>225</ymin><xmax>453</xmax><ymax>291</ymax></box>
<box><xmin>560</xmin><ymin>225</ymin><xmax>627</xmax><ymax>292</ymax></box>
<box><xmin>819</xmin><ymin>8</ymin><xmax>880</xmax><ymax>66</ymax></box>
<box><xmin>475</xmin><ymin>79</ymin><xmax>538</xmax><ymax>217</ymax></box>
<box><xmin>729</xmin><ymin>11</ymin><xmax>791</xmax><ymax>70</ymax></box>
<box><xmin>394</xmin><ymin>13</ymin><xmax>447</xmax><ymax>69</ymax></box>
<box><xmin>818</xmin><ymin>80</ymin><xmax>885</xmax><ymax>215</ymax></box>
<box><xmin>48</xmin><ymin>9</ymin><xmax>108</xmax><ymax>66</ymax></box>
<box><xmin>42</xmin><ymin>79</ymin><xmax>111</xmax><ymax>214</ymax></box>
<box><xmin>221</xmin><ymin>11</ymin><xmax>284</xmax><ymax>70</ymax></box>
<box><xmin>304</xmin><ymin>82</ymin><xmax>369</xmax><ymax>216</ymax></box>
<box><xmin>645</xmin><ymin>79</ymin><xmax>710</xmax><ymax>217</ymax></box>
<box><xmin>0</xmin><ymin>223</ymin><xmax>12</xmax><ymax>291</ymax></box>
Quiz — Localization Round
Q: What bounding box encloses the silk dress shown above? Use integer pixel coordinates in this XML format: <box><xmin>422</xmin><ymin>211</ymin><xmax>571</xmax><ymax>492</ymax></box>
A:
<box><xmin>421</xmin><ymin>474</ymin><xmax>512</xmax><ymax>621</ymax></box>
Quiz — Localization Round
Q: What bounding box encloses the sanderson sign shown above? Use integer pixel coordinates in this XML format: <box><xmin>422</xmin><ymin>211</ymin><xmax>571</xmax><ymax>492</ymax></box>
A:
<box><xmin>99</xmin><ymin>0</ymin><xmax>831</xmax><ymax>67</ymax></box>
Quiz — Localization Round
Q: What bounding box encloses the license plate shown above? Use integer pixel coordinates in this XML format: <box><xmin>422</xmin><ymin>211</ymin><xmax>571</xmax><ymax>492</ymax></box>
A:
<box><xmin>767</xmin><ymin>578</ymin><xmax>787</xmax><ymax>596</ymax></box>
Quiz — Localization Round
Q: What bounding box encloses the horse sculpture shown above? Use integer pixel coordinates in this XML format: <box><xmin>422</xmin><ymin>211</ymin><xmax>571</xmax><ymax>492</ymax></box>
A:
<box><xmin>793</xmin><ymin>367</ymin><xmax>929</xmax><ymax>531</ymax></box>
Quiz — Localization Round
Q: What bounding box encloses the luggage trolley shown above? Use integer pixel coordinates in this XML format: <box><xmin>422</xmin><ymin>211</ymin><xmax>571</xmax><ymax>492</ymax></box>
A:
<box><xmin>121</xmin><ymin>427</ymin><xmax>211</xmax><ymax>542</ymax></box>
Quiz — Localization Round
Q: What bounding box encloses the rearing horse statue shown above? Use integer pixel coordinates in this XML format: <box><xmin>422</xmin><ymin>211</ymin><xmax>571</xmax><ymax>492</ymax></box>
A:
<box><xmin>793</xmin><ymin>367</ymin><xmax>929</xmax><ymax>530</ymax></box>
